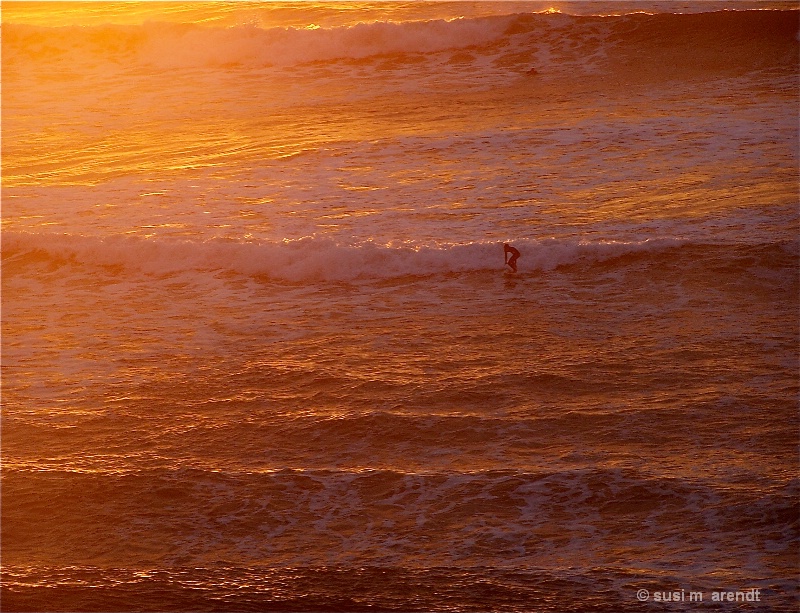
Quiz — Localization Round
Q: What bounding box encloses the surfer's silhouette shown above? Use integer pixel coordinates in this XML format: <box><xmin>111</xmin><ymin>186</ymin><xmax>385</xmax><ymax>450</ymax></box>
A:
<box><xmin>504</xmin><ymin>243</ymin><xmax>520</xmax><ymax>272</ymax></box>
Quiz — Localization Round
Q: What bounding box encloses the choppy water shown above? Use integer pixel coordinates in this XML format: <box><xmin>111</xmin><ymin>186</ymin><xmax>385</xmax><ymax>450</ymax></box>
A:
<box><xmin>2</xmin><ymin>2</ymin><xmax>799</xmax><ymax>611</ymax></box>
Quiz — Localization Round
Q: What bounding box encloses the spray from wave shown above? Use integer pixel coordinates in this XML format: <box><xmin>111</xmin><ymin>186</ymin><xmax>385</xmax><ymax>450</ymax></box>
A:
<box><xmin>4</xmin><ymin>10</ymin><xmax>796</xmax><ymax>73</ymax></box>
<box><xmin>7</xmin><ymin>231</ymin><xmax>795</xmax><ymax>282</ymax></box>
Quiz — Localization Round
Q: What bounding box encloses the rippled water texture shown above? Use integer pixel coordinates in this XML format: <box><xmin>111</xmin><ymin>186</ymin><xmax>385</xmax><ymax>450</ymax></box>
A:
<box><xmin>2</xmin><ymin>2</ymin><xmax>798</xmax><ymax>611</ymax></box>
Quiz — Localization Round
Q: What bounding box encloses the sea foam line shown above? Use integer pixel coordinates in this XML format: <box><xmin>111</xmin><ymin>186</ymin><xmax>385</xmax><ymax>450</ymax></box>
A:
<box><xmin>3</xmin><ymin>232</ymin><xmax>693</xmax><ymax>281</ymax></box>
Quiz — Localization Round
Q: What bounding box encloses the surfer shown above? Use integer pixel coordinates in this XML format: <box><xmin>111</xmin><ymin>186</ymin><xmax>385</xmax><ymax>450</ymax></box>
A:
<box><xmin>504</xmin><ymin>243</ymin><xmax>520</xmax><ymax>272</ymax></box>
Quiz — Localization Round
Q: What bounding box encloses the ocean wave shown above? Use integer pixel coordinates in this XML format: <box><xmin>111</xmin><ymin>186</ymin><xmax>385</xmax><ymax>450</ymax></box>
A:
<box><xmin>4</xmin><ymin>10</ymin><xmax>797</xmax><ymax>73</ymax></box>
<box><xmin>2</xmin><ymin>16</ymin><xmax>510</xmax><ymax>69</ymax></box>
<box><xmin>4</xmin><ymin>465</ymin><xmax>796</xmax><ymax>570</ymax></box>
<box><xmin>4</xmin><ymin>231</ymin><xmax>796</xmax><ymax>282</ymax></box>
<box><xmin>10</xmin><ymin>563</ymin><xmax>792</xmax><ymax>613</ymax></box>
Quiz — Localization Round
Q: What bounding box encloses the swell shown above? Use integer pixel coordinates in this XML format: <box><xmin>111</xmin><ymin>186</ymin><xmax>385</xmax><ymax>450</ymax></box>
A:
<box><xmin>3</xmin><ymin>465</ymin><xmax>797</xmax><ymax>568</ymax></box>
<box><xmin>3</xmin><ymin>10</ymin><xmax>797</xmax><ymax>74</ymax></box>
<box><xmin>8</xmin><ymin>399</ymin><xmax>797</xmax><ymax>478</ymax></box>
<box><xmin>3</xmin><ymin>231</ymin><xmax>797</xmax><ymax>282</ymax></box>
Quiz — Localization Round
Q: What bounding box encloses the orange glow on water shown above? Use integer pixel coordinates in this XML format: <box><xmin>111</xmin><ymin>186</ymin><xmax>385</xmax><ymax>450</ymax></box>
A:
<box><xmin>2</xmin><ymin>1</ymin><xmax>441</xmax><ymax>27</ymax></box>
<box><xmin>3</xmin><ymin>2</ymin><xmax>239</xmax><ymax>26</ymax></box>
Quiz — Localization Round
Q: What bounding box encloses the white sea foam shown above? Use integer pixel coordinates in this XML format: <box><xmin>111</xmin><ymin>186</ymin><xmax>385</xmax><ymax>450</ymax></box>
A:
<box><xmin>4</xmin><ymin>17</ymin><xmax>513</xmax><ymax>70</ymax></box>
<box><xmin>3</xmin><ymin>6</ymin><xmax>797</xmax><ymax>611</ymax></box>
<box><xmin>4</xmin><ymin>231</ymin><xmax>693</xmax><ymax>281</ymax></box>
<box><xmin>5</xmin><ymin>9</ymin><xmax>795</xmax><ymax>73</ymax></box>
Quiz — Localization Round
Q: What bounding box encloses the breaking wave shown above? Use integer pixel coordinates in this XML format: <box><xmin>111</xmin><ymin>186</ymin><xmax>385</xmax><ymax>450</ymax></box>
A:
<box><xmin>3</xmin><ymin>231</ymin><xmax>796</xmax><ymax>282</ymax></box>
<box><xmin>4</xmin><ymin>10</ymin><xmax>797</xmax><ymax>73</ymax></box>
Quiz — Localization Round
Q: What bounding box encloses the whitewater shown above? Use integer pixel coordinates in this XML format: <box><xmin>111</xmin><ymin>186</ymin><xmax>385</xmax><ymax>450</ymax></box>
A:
<box><xmin>2</xmin><ymin>2</ymin><xmax>798</xmax><ymax>612</ymax></box>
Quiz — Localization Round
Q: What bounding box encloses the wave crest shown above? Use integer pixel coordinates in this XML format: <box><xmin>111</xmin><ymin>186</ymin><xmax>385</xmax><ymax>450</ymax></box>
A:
<box><xmin>6</xmin><ymin>232</ymin><xmax>796</xmax><ymax>282</ymax></box>
<box><xmin>2</xmin><ymin>17</ymin><xmax>509</xmax><ymax>69</ymax></box>
<box><xmin>4</xmin><ymin>10</ymin><xmax>796</xmax><ymax>72</ymax></box>
<box><xmin>1</xmin><ymin>232</ymin><xmax>704</xmax><ymax>282</ymax></box>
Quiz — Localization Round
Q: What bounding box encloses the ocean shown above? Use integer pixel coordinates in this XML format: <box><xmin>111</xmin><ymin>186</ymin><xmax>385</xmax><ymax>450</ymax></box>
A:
<box><xmin>2</xmin><ymin>1</ymin><xmax>798</xmax><ymax>611</ymax></box>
